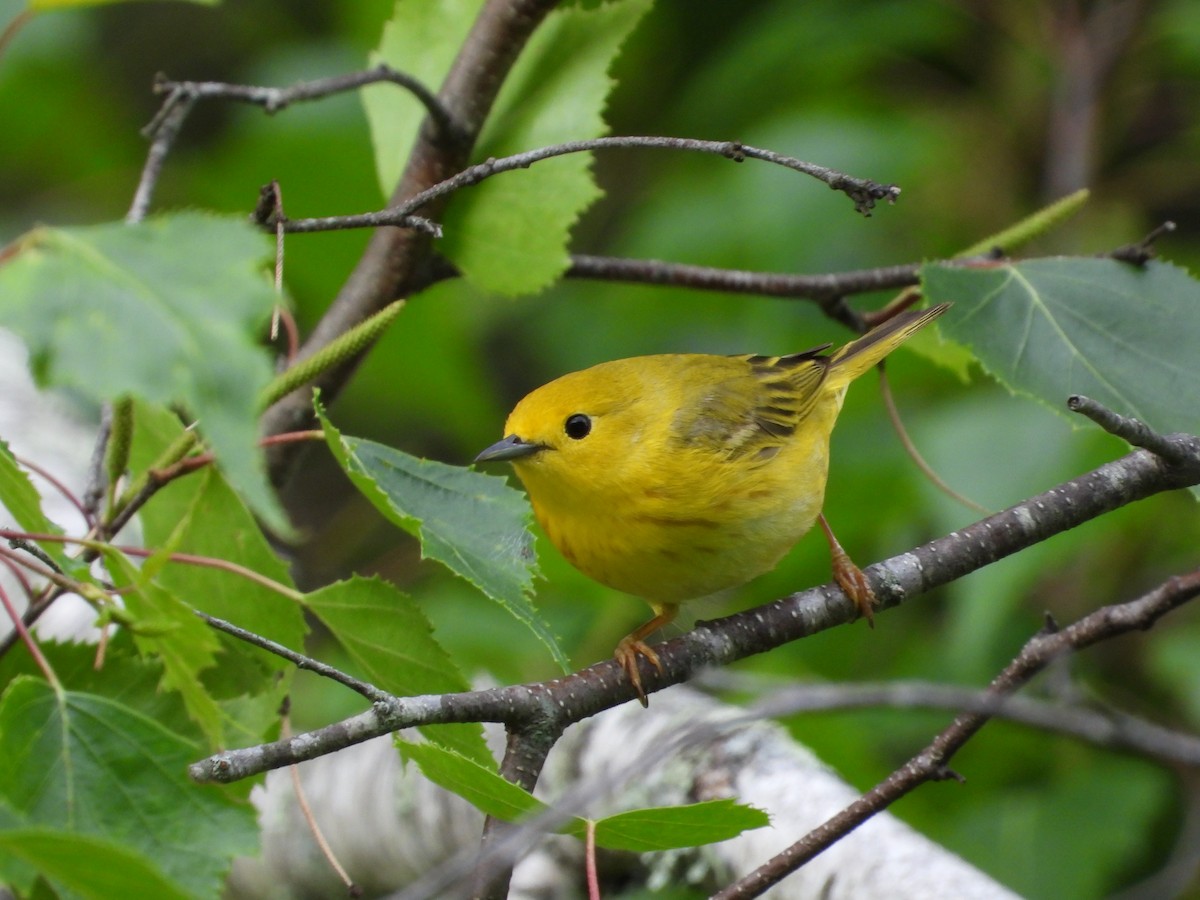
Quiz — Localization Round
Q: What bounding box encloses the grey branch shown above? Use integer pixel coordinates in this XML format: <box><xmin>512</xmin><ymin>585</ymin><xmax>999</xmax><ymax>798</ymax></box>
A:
<box><xmin>151</xmin><ymin>65</ymin><xmax>453</xmax><ymax>133</ymax></box>
<box><xmin>715</xmin><ymin>569</ymin><xmax>1200</xmax><ymax>898</ymax></box>
<box><xmin>276</xmin><ymin>136</ymin><xmax>899</xmax><ymax>237</ymax></box>
<box><xmin>130</xmin><ymin>66</ymin><xmax>449</xmax><ymax>225</ymax></box>
<box><xmin>190</xmin><ymin>429</ymin><xmax>1200</xmax><ymax>785</ymax></box>
<box><xmin>711</xmin><ymin>676</ymin><xmax>1200</xmax><ymax>768</ymax></box>
<box><xmin>226</xmin><ymin>690</ymin><xmax>1018</xmax><ymax>900</ymax></box>
<box><xmin>196</xmin><ymin>611</ymin><xmax>390</xmax><ymax>703</ymax></box>
<box><xmin>1068</xmin><ymin>393</ymin><xmax>1188</xmax><ymax>462</ymax></box>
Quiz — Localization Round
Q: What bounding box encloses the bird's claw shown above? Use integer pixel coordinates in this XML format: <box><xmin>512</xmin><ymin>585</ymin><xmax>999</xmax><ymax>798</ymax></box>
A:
<box><xmin>833</xmin><ymin>552</ymin><xmax>876</xmax><ymax>627</ymax></box>
<box><xmin>820</xmin><ymin>514</ymin><xmax>877</xmax><ymax>627</ymax></box>
<box><xmin>614</xmin><ymin>636</ymin><xmax>663</xmax><ymax>707</ymax></box>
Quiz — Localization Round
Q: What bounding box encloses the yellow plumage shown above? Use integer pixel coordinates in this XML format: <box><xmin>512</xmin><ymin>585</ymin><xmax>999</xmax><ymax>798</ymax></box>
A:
<box><xmin>476</xmin><ymin>304</ymin><xmax>947</xmax><ymax>703</ymax></box>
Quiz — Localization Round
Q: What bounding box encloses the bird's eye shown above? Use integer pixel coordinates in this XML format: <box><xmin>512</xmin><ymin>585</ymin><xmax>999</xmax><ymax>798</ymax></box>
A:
<box><xmin>564</xmin><ymin>413</ymin><xmax>592</xmax><ymax>440</ymax></box>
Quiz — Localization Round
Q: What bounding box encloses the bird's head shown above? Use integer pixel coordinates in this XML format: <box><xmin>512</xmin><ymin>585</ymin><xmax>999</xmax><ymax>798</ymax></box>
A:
<box><xmin>474</xmin><ymin>360</ymin><xmax>654</xmax><ymax>506</ymax></box>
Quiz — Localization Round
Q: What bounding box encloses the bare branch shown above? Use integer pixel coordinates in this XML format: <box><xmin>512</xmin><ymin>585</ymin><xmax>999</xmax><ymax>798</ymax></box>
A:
<box><xmin>197</xmin><ymin>610</ymin><xmax>390</xmax><ymax>703</ymax></box>
<box><xmin>82</xmin><ymin>405</ymin><xmax>112</xmax><ymax>522</ymax></box>
<box><xmin>153</xmin><ymin>64</ymin><xmax>454</xmax><ymax>136</ymax></box>
<box><xmin>567</xmin><ymin>254</ymin><xmax>921</xmax><ymax>305</ymax></box>
<box><xmin>128</xmin><ymin>90</ymin><xmax>195</xmax><ymax>223</ymax></box>
<box><xmin>276</xmin><ymin>136</ymin><xmax>899</xmax><ymax>237</ymax></box>
<box><xmin>713</xmin><ymin>570</ymin><xmax>1200</xmax><ymax>898</ymax></box>
<box><xmin>132</xmin><ymin>65</ymin><xmax>453</xmax><ymax>226</ymax></box>
<box><xmin>1068</xmin><ymin>394</ymin><xmax>1186</xmax><ymax>462</ymax></box>
<box><xmin>190</xmin><ymin>433</ymin><xmax>1200</xmax><ymax>785</ymax></box>
<box><xmin>703</xmin><ymin>676</ymin><xmax>1200</xmax><ymax>768</ymax></box>
<box><xmin>418</xmin><ymin>253</ymin><xmax>919</xmax><ymax>332</ymax></box>
<box><xmin>1108</xmin><ymin>220</ymin><xmax>1176</xmax><ymax>266</ymax></box>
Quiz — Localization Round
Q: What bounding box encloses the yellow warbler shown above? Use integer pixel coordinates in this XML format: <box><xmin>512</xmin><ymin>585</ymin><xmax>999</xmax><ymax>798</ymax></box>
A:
<box><xmin>476</xmin><ymin>304</ymin><xmax>947</xmax><ymax>703</ymax></box>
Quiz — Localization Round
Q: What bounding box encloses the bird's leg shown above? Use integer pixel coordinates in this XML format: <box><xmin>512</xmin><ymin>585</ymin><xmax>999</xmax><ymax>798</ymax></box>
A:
<box><xmin>819</xmin><ymin>513</ymin><xmax>876</xmax><ymax>627</ymax></box>
<box><xmin>613</xmin><ymin>604</ymin><xmax>678</xmax><ymax>707</ymax></box>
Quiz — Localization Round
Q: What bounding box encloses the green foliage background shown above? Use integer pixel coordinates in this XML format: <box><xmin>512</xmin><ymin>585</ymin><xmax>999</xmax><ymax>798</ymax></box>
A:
<box><xmin>2</xmin><ymin>1</ymin><xmax>1200</xmax><ymax>897</ymax></box>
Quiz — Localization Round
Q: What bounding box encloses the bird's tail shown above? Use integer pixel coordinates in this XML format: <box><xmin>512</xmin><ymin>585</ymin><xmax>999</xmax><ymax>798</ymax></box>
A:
<box><xmin>826</xmin><ymin>303</ymin><xmax>949</xmax><ymax>389</ymax></box>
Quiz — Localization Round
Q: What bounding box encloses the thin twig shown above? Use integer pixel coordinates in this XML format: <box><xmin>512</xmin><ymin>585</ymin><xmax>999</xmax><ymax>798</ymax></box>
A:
<box><xmin>13</xmin><ymin>454</ymin><xmax>95</xmax><ymax>530</ymax></box>
<box><xmin>133</xmin><ymin>65</ymin><xmax>450</xmax><ymax>225</ymax></box>
<box><xmin>262</xmin><ymin>180</ymin><xmax>287</xmax><ymax>342</ymax></box>
<box><xmin>0</xmin><ymin>555</ymin><xmax>36</xmax><ymax>603</ymax></box>
<box><xmin>197</xmin><ymin>610</ymin><xmax>389</xmax><ymax>703</ymax></box>
<box><xmin>0</xmin><ymin>581</ymin><xmax>60</xmax><ymax>690</ymax></box>
<box><xmin>276</xmin><ymin>136</ymin><xmax>899</xmax><ymax>236</ymax></box>
<box><xmin>275</xmin><ymin>304</ymin><xmax>302</xmax><ymax>362</ymax></box>
<box><xmin>703</xmin><ymin>675</ymin><xmax>1200</xmax><ymax>768</ymax></box>
<box><xmin>0</xmin><ymin>545</ymin><xmax>88</xmax><ymax>660</ymax></box>
<box><xmin>7</xmin><ymin>537</ymin><xmax>64</xmax><ymax>575</ymax></box>
<box><xmin>104</xmin><ymin>429</ymin><xmax>200</xmax><ymax>541</ymax></box>
<box><xmin>83</xmin><ymin>406</ymin><xmax>112</xmax><ymax>523</ymax></box>
<box><xmin>713</xmin><ymin>571</ymin><xmax>1200</xmax><ymax>899</ymax></box>
<box><xmin>879</xmin><ymin>369</ymin><xmax>988</xmax><ymax>513</ymax></box>
<box><xmin>128</xmin><ymin>90</ymin><xmax>195</xmax><ymax>223</ymax></box>
<box><xmin>1068</xmin><ymin>394</ymin><xmax>1185</xmax><ymax>463</ymax></box>
<box><xmin>0</xmin><ymin>547</ymin><xmax>81</xmax><ymax>599</ymax></box>
<box><xmin>566</xmin><ymin>254</ymin><xmax>921</xmax><ymax>309</ymax></box>
<box><xmin>0</xmin><ymin>530</ymin><xmax>304</xmax><ymax>602</ymax></box>
<box><xmin>153</xmin><ymin>64</ymin><xmax>455</xmax><ymax>137</ymax></box>
<box><xmin>1108</xmin><ymin>220</ymin><xmax>1176</xmax><ymax>266</ymax></box>
<box><xmin>281</xmin><ymin>712</ymin><xmax>363</xmax><ymax>896</ymax></box>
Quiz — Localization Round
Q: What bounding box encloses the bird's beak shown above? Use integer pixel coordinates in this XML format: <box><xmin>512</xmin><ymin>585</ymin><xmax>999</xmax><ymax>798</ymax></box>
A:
<box><xmin>474</xmin><ymin>434</ymin><xmax>543</xmax><ymax>464</ymax></box>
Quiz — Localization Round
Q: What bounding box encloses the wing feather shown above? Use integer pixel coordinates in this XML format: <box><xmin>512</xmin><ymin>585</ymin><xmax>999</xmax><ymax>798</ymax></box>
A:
<box><xmin>670</xmin><ymin>346</ymin><xmax>832</xmax><ymax>460</ymax></box>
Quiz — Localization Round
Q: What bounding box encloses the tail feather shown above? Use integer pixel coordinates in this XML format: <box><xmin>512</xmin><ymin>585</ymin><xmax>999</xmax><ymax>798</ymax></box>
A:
<box><xmin>826</xmin><ymin>303</ymin><xmax>949</xmax><ymax>389</ymax></box>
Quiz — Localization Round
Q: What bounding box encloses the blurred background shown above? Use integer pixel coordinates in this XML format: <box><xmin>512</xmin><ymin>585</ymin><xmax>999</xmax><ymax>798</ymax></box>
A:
<box><xmin>2</xmin><ymin>1</ymin><xmax>1199</xmax><ymax>897</ymax></box>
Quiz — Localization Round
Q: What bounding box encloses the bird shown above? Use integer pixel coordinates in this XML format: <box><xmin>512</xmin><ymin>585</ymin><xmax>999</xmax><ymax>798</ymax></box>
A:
<box><xmin>475</xmin><ymin>303</ymin><xmax>948</xmax><ymax>704</ymax></box>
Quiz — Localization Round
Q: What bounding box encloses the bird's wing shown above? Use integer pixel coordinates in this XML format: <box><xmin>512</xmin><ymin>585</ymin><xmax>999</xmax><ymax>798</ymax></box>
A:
<box><xmin>670</xmin><ymin>347</ymin><xmax>832</xmax><ymax>461</ymax></box>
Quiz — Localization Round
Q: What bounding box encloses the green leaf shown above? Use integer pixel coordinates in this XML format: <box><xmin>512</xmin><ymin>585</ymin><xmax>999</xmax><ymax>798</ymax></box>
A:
<box><xmin>0</xmin><ymin>439</ymin><xmax>76</xmax><ymax>573</ymax></box>
<box><xmin>304</xmin><ymin>577</ymin><xmax>491</xmax><ymax>768</ymax></box>
<box><xmin>0</xmin><ymin>214</ymin><xmax>286</xmax><ymax>532</ymax></box>
<box><xmin>438</xmin><ymin>0</ymin><xmax>652</xmax><ymax>295</ymax></box>
<box><xmin>0</xmin><ymin>677</ymin><xmax>257</xmax><ymax>897</ymax></box>
<box><xmin>121</xmin><ymin>401</ymin><xmax>302</xmax><ymax>744</ymax></box>
<box><xmin>365</xmin><ymin>0</ymin><xmax>651</xmax><ymax>295</ymax></box>
<box><xmin>0</xmin><ymin>800</ymin><xmax>34</xmax><ymax>889</ymax></box>
<box><xmin>102</xmin><ymin>549</ymin><xmax>225</xmax><ymax>747</ymax></box>
<box><xmin>0</xmin><ymin>440</ymin><xmax>60</xmax><ymax>537</ymax></box>
<box><xmin>571</xmin><ymin>799</ymin><xmax>770</xmax><ymax>853</ymax></box>
<box><xmin>364</xmin><ymin>0</ymin><xmax>485</xmax><ymax>196</ymax></box>
<box><xmin>925</xmin><ymin>258</ymin><xmax>1200</xmax><ymax>435</ymax></box>
<box><xmin>0</xmin><ymin>829</ymin><xmax>192</xmax><ymax>900</ymax></box>
<box><xmin>399</xmin><ymin>741</ymin><xmax>769</xmax><ymax>853</ymax></box>
<box><xmin>127</xmin><ymin>400</ymin><xmax>307</xmax><ymax>687</ymax></box>
<box><xmin>0</xmin><ymin>637</ymin><xmax>201</xmax><ymax>747</ymax></box>
<box><xmin>319</xmin><ymin>407</ymin><xmax>568</xmax><ymax>671</ymax></box>
<box><xmin>398</xmin><ymin>739</ymin><xmax>546</xmax><ymax>823</ymax></box>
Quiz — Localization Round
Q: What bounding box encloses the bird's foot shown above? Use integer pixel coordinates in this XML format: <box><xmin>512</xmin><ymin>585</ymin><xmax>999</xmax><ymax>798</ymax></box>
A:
<box><xmin>614</xmin><ymin>636</ymin><xmax>664</xmax><ymax>708</ymax></box>
<box><xmin>820</xmin><ymin>513</ymin><xmax>877</xmax><ymax>627</ymax></box>
<box><xmin>832</xmin><ymin>550</ymin><xmax>876</xmax><ymax>627</ymax></box>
